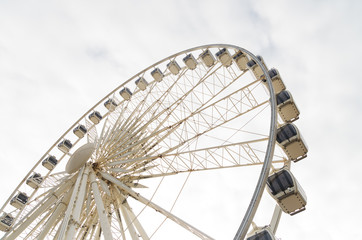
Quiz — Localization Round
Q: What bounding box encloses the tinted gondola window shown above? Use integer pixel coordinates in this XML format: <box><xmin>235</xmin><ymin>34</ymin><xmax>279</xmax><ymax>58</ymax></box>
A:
<box><xmin>17</xmin><ymin>193</ymin><xmax>28</xmax><ymax>204</ymax></box>
<box><xmin>47</xmin><ymin>156</ymin><xmax>58</xmax><ymax>165</ymax></box>
<box><xmin>267</xmin><ymin>170</ymin><xmax>294</xmax><ymax>195</ymax></box>
<box><xmin>276</xmin><ymin>91</ymin><xmax>291</xmax><ymax>105</ymax></box>
<box><xmin>283</xmin><ymin>124</ymin><xmax>297</xmax><ymax>138</ymax></box>
<box><xmin>247</xmin><ymin>230</ymin><xmax>273</xmax><ymax>240</ymax></box>
<box><xmin>151</xmin><ymin>68</ymin><xmax>163</xmax><ymax>80</ymax></box>
<box><xmin>105</xmin><ymin>98</ymin><xmax>118</xmax><ymax>109</ymax></box>
<box><xmin>80</xmin><ymin>125</ymin><xmax>87</xmax><ymax>132</ymax></box>
<box><xmin>216</xmin><ymin>48</ymin><xmax>227</xmax><ymax>57</ymax></box>
<box><xmin>95</xmin><ymin>111</ymin><xmax>102</xmax><ymax>119</ymax></box>
<box><xmin>276</xmin><ymin>124</ymin><xmax>297</xmax><ymax>143</ymax></box>
<box><xmin>268</xmin><ymin>68</ymin><xmax>278</xmax><ymax>78</ymax></box>
<box><xmin>33</xmin><ymin>173</ymin><xmax>41</xmax><ymax>178</ymax></box>
<box><xmin>1</xmin><ymin>215</ymin><xmax>13</xmax><ymax>226</ymax></box>
<box><xmin>30</xmin><ymin>173</ymin><xmax>43</xmax><ymax>184</ymax></box>
<box><xmin>200</xmin><ymin>50</ymin><xmax>215</xmax><ymax>67</ymax></box>
<box><xmin>58</xmin><ymin>140</ymin><xmax>72</xmax><ymax>149</ymax></box>
<box><xmin>78</xmin><ymin>125</ymin><xmax>87</xmax><ymax>133</ymax></box>
<box><xmin>233</xmin><ymin>51</ymin><xmax>244</xmax><ymax>60</ymax></box>
<box><xmin>247</xmin><ymin>59</ymin><xmax>256</xmax><ymax>68</ymax></box>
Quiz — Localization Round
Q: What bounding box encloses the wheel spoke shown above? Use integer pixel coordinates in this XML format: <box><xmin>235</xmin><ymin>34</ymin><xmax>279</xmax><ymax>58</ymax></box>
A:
<box><xmin>110</xmin><ymin>187</ymin><xmax>127</xmax><ymax>240</ymax></box>
<box><xmin>100</xmin><ymin>171</ymin><xmax>214</xmax><ymax>240</ymax></box>
<box><xmin>106</xmin><ymin>138</ymin><xmax>282</xmax><ymax>179</ymax></box>
<box><xmin>65</xmin><ymin>167</ymin><xmax>90</xmax><ymax>240</ymax></box>
<box><xmin>56</xmin><ymin>166</ymin><xmax>86</xmax><ymax>240</ymax></box>
<box><xmin>1</xmin><ymin>45</ymin><xmax>291</xmax><ymax>240</ymax></box>
<box><xmin>119</xmin><ymin>199</ymin><xmax>139</xmax><ymax>240</ymax></box>
<box><xmin>90</xmin><ymin>168</ymin><xmax>113</xmax><ymax>240</ymax></box>
<box><xmin>36</xmin><ymin>188</ymin><xmax>73</xmax><ymax>240</ymax></box>
<box><xmin>113</xmin><ymin>188</ymin><xmax>150</xmax><ymax>240</ymax></box>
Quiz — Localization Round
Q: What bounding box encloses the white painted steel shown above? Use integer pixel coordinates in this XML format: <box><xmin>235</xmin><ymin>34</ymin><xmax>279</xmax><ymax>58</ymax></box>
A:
<box><xmin>270</xmin><ymin>205</ymin><xmax>283</xmax><ymax>234</ymax></box>
<box><xmin>123</xmin><ymin>199</ymin><xmax>150</xmax><ymax>240</ymax></box>
<box><xmin>89</xmin><ymin>169</ymin><xmax>113</xmax><ymax>240</ymax></box>
<box><xmin>37</xmin><ymin>189</ymin><xmax>73</xmax><ymax>240</ymax></box>
<box><xmin>101</xmin><ymin>171</ymin><xmax>214</xmax><ymax>240</ymax></box>
<box><xmin>119</xmin><ymin>202</ymin><xmax>139</xmax><ymax>240</ymax></box>
<box><xmin>65</xmin><ymin>167</ymin><xmax>90</xmax><ymax>240</ymax></box>
<box><xmin>56</xmin><ymin>166</ymin><xmax>85</xmax><ymax>240</ymax></box>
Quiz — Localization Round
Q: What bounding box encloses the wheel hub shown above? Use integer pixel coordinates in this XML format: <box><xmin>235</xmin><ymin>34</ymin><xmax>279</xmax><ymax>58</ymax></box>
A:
<box><xmin>65</xmin><ymin>143</ymin><xmax>95</xmax><ymax>174</ymax></box>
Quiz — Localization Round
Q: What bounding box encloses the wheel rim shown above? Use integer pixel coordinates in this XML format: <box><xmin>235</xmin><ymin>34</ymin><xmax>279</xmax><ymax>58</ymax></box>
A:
<box><xmin>0</xmin><ymin>44</ymin><xmax>279</xmax><ymax>240</ymax></box>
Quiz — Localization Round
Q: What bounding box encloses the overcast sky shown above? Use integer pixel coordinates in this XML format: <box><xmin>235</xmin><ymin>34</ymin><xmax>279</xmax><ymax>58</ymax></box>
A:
<box><xmin>0</xmin><ymin>0</ymin><xmax>361</xmax><ymax>239</ymax></box>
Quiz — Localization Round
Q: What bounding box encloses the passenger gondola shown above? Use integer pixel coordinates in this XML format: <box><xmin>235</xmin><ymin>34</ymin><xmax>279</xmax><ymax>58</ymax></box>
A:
<box><xmin>267</xmin><ymin>169</ymin><xmax>307</xmax><ymax>215</ymax></box>
<box><xmin>73</xmin><ymin>124</ymin><xmax>87</xmax><ymax>138</ymax></box>
<box><xmin>151</xmin><ymin>68</ymin><xmax>164</xmax><ymax>82</ymax></box>
<box><xmin>26</xmin><ymin>173</ymin><xmax>43</xmax><ymax>189</ymax></box>
<box><xmin>119</xmin><ymin>87</ymin><xmax>132</xmax><ymax>100</ymax></box>
<box><xmin>215</xmin><ymin>48</ymin><xmax>232</xmax><ymax>67</ymax></box>
<box><xmin>167</xmin><ymin>60</ymin><xmax>181</xmax><ymax>75</ymax></box>
<box><xmin>232</xmin><ymin>50</ymin><xmax>248</xmax><ymax>71</ymax></box>
<box><xmin>42</xmin><ymin>155</ymin><xmax>58</xmax><ymax>170</ymax></box>
<box><xmin>104</xmin><ymin>98</ymin><xmax>118</xmax><ymax>111</ymax></box>
<box><xmin>135</xmin><ymin>77</ymin><xmax>149</xmax><ymax>91</ymax></box>
<box><xmin>58</xmin><ymin>139</ymin><xmax>72</xmax><ymax>153</ymax></box>
<box><xmin>276</xmin><ymin>123</ymin><xmax>308</xmax><ymax>162</ymax></box>
<box><xmin>200</xmin><ymin>49</ymin><xmax>215</xmax><ymax>68</ymax></box>
<box><xmin>10</xmin><ymin>192</ymin><xmax>29</xmax><ymax>209</ymax></box>
<box><xmin>88</xmin><ymin>111</ymin><xmax>102</xmax><ymax>124</ymax></box>
<box><xmin>183</xmin><ymin>54</ymin><xmax>197</xmax><ymax>70</ymax></box>
<box><xmin>0</xmin><ymin>213</ymin><xmax>14</xmax><ymax>232</ymax></box>
<box><xmin>247</xmin><ymin>55</ymin><xmax>267</xmax><ymax>79</ymax></box>
<box><xmin>262</xmin><ymin>68</ymin><xmax>286</xmax><ymax>94</ymax></box>
<box><xmin>276</xmin><ymin>90</ymin><xmax>300</xmax><ymax>122</ymax></box>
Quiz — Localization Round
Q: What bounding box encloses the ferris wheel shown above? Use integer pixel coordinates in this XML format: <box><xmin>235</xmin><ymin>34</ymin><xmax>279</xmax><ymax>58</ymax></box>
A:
<box><xmin>0</xmin><ymin>44</ymin><xmax>308</xmax><ymax>240</ymax></box>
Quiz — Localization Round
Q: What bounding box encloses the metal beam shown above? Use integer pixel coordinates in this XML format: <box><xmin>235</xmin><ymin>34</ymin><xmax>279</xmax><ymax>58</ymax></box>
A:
<box><xmin>100</xmin><ymin>171</ymin><xmax>214</xmax><ymax>240</ymax></box>
<box><xmin>110</xmin><ymin>186</ymin><xmax>127</xmax><ymax>240</ymax></box>
<box><xmin>65</xmin><ymin>166</ymin><xmax>90</xmax><ymax>240</ymax></box>
<box><xmin>37</xmin><ymin>188</ymin><xmax>73</xmax><ymax>240</ymax></box>
<box><xmin>57</xmin><ymin>166</ymin><xmax>85</xmax><ymax>240</ymax></box>
<box><xmin>89</xmin><ymin>169</ymin><xmax>113</xmax><ymax>240</ymax></box>
<box><xmin>114</xmin><ymin>187</ymin><xmax>149</xmax><ymax>240</ymax></box>
<box><xmin>119</xmin><ymin>201</ymin><xmax>139</xmax><ymax>240</ymax></box>
<box><xmin>122</xmin><ymin>197</ymin><xmax>150</xmax><ymax>240</ymax></box>
<box><xmin>270</xmin><ymin>205</ymin><xmax>282</xmax><ymax>234</ymax></box>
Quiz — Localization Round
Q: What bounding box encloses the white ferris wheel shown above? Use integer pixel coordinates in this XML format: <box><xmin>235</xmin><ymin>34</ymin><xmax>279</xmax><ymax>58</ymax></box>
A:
<box><xmin>0</xmin><ymin>44</ymin><xmax>308</xmax><ymax>240</ymax></box>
